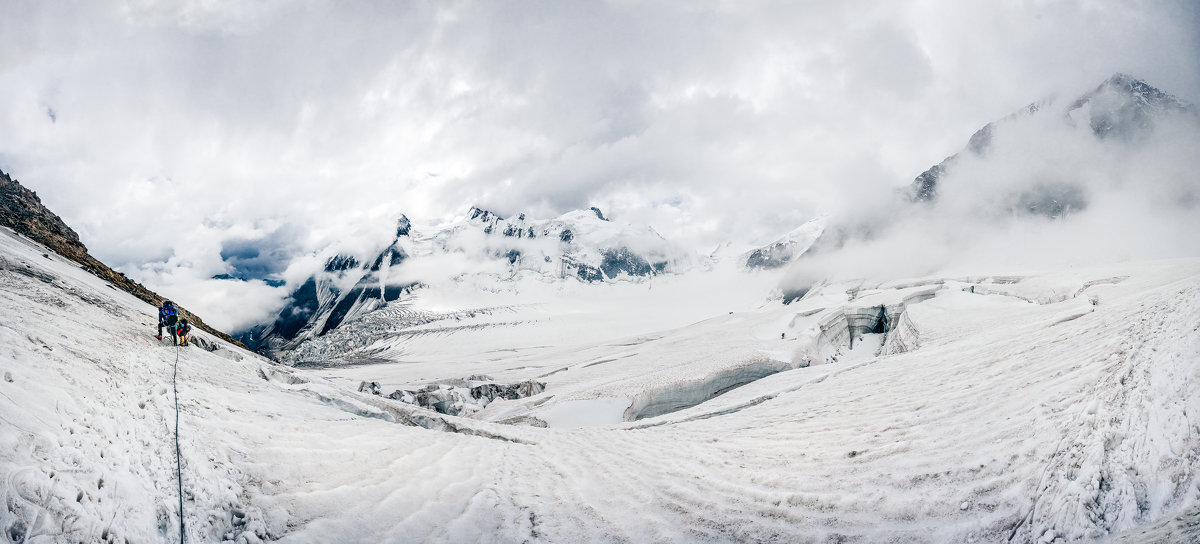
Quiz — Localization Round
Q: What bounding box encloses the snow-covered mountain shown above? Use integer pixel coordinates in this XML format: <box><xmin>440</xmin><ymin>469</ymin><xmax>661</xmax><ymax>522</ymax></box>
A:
<box><xmin>765</xmin><ymin>73</ymin><xmax>1199</xmax><ymax>289</ymax></box>
<box><xmin>3</xmin><ymin>222</ymin><xmax>1199</xmax><ymax>542</ymax></box>
<box><xmin>909</xmin><ymin>73</ymin><xmax>1196</xmax><ymax>209</ymax></box>
<box><xmin>244</xmin><ymin>75</ymin><xmax>1200</xmax><ymax>363</ymax></box>
<box><xmin>451</xmin><ymin>205</ymin><xmax>692</xmax><ymax>282</ymax></box>
<box><xmin>4</xmin><ymin>72</ymin><xmax>1197</xmax><ymax>541</ymax></box>
<box><xmin>742</xmin><ymin>216</ymin><xmax>826</xmax><ymax>270</ymax></box>
<box><xmin>243</xmin><ymin>206</ymin><xmax>699</xmax><ymax>359</ymax></box>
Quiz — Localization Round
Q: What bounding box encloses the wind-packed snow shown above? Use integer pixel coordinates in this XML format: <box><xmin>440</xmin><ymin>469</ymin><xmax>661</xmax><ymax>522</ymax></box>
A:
<box><xmin>2</xmin><ymin>225</ymin><xmax>1199</xmax><ymax>542</ymax></box>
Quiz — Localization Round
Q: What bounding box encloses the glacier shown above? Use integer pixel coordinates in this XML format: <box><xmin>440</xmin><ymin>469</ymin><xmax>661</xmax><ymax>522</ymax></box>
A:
<box><xmin>2</xmin><ymin>222</ymin><xmax>1199</xmax><ymax>542</ymax></box>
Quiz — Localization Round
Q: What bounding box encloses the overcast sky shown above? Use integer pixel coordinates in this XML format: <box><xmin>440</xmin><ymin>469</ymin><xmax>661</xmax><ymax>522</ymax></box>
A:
<box><xmin>2</xmin><ymin>1</ymin><xmax>1198</xmax><ymax>331</ymax></box>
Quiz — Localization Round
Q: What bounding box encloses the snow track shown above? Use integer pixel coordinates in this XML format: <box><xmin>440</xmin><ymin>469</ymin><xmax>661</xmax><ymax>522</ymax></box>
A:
<box><xmin>172</xmin><ymin>343</ymin><xmax>185</xmax><ymax>543</ymax></box>
<box><xmin>2</xmin><ymin>227</ymin><xmax>1199</xmax><ymax>542</ymax></box>
<box><xmin>1013</xmin><ymin>281</ymin><xmax>1200</xmax><ymax>541</ymax></box>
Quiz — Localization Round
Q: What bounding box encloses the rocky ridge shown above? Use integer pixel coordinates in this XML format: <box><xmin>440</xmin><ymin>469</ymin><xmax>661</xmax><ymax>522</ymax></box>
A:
<box><xmin>0</xmin><ymin>168</ymin><xmax>244</xmax><ymax>347</ymax></box>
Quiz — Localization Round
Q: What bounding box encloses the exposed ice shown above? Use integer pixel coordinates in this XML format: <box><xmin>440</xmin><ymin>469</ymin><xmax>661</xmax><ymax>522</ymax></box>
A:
<box><xmin>541</xmin><ymin>398</ymin><xmax>630</xmax><ymax>428</ymax></box>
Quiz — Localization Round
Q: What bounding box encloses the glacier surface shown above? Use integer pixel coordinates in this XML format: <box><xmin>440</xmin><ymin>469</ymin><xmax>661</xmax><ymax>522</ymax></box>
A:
<box><xmin>1</xmin><ymin>226</ymin><xmax>1199</xmax><ymax>542</ymax></box>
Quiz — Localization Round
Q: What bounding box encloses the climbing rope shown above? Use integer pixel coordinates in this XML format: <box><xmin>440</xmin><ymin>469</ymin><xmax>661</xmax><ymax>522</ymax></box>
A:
<box><xmin>172</xmin><ymin>334</ymin><xmax>186</xmax><ymax>543</ymax></box>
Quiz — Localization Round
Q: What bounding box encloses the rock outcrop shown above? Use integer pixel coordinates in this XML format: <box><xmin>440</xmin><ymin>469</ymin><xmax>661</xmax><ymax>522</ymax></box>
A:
<box><xmin>355</xmin><ymin>377</ymin><xmax>547</xmax><ymax>417</ymax></box>
<box><xmin>0</xmin><ymin>169</ymin><xmax>244</xmax><ymax>347</ymax></box>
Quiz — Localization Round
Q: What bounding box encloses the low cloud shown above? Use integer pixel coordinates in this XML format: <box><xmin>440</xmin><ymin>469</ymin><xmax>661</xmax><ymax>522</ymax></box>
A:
<box><xmin>782</xmin><ymin>97</ymin><xmax>1200</xmax><ymax>291</ymax></box>
<box><xmin>0</xmin><ymin>2</ymin><xmax>1197</xmax><ymax>330</ymax></box>
<box><xmin>218</xmin><ymin>224</ymin><xmax>303</xmax><ymax>281</ymax></box>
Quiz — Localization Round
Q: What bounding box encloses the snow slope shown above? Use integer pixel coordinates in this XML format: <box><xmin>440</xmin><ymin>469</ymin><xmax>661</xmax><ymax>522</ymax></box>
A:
<box><xmin>2</xmin><ymin>225</ymin><xmax>1199</xmax><ymax>542</ymax></box>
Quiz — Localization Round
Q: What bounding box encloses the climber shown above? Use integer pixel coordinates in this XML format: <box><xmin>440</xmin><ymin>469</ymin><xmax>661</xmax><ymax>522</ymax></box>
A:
<box><xmin>157</xmin><ymin>300</ymin><xmax>179</xmax><ymax>344</ymax></box>
<box><xmin>176</xmin><ymin>318</ymin><xmax>192</xmax><ymax>347</ymax></box>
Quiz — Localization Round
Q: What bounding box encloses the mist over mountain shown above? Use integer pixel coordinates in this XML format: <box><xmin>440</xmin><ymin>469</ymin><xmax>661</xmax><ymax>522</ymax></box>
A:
<box><xmin>3</xmin><ymin>47</ymin><xmax>1200</xmax><ymax>541</ymax></box>
<box><xmin>3</xmin><ymin>0</ymin><xmax>1200</xmax><ymax>539</ymax></box>
<box><xmin>218</xmin><ymin>74</ymin><xmax>1200</xmax><ymax>362</ymax></box>
<box><xmin>241</xmin><ymin>205</ymin><xmax>697</xmax><ymax>358</ymax></box>
<box><xmin>780</xmin><ymin>74</ymin><xmax>1200</xmax><ymax>298</ymax></box>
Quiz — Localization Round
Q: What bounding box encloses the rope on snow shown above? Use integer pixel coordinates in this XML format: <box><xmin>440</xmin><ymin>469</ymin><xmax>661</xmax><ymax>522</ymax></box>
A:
<box><xmin>172</xmin><ymin>337</ymin><xmax>186</xmax><ymax>543</ymax></box>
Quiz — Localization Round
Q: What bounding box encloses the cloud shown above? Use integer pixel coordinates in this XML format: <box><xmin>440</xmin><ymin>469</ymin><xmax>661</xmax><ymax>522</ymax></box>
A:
<box><xmin>218</xmin><ymin>223</ymin><xmax>302</xmax><ymax>281</ymax></box>
<box><xmin>0</xmin><ymin>1</ymin><xmax>1197</xmax><ymax>331</ymax></box>
<box><xmin>781</xmin><ymin>90</ymin><xmax>1200</xmax><ymax>292</ymax></box>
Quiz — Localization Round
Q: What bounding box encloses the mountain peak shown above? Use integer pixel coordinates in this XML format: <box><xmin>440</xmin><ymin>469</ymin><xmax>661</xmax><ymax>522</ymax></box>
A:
<box><xmin>395</xmin><ymin>215</ymin><xmax>411</xmax><ymax>237</ymax></box>
<box><xmin>1091</xmin><ymin>73</ymin><xmax>1182</xmax><ymax>104</ymax></box>
<box><xmin>467</xmin><ymin>206</ymin><xmax>503</xmax><ymax>223</ymax></box>
<box><xmin>1104</xmin><ymin>72</ymin><xmax>1139</xmax><ymax>87</ymax></box>
<box><xmin>911</xmin><ymin>75</ymin><xmax>1194</xmax><ymax>203</ymax></box>
<box><xmin>1069</xmin><ymin>73</ymin><xmax>1192</xmax><ymax>140</ymax></box>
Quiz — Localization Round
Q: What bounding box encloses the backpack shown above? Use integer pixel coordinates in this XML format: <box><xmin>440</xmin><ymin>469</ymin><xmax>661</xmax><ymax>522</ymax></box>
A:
<box><xmin>161</xmin><ymin>304</ymin><xmax>178</xmax><ymax>327</ymax></box>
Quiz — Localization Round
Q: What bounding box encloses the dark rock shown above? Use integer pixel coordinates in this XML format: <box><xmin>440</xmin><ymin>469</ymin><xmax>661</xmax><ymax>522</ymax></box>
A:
<box><xmin>389</xmin><ymin>248</ymin><xmax>407</xmax><ymax>267</ymax></box>
<box><xmin>746</xmin><ymin>242</ymin><xmax>796</xmax><ymax>270</ymax></box>
<box><xmin>782</xmin><ymin>287</ymin><xmax>811</xmax><ymax>305</ymax></box>
<box><xmin>469</xmin><ymin>380</ymin><xmax>546</xmax><ymax>402</ymax></box>
<box><xmin>368</xmin><ymin>246</ymin><xmax>408</xmax><ymax>272</ymax></box>
<box><xmin>576</xmin><ymin>263</ymin><xmax>603</xmax><ymax>282</ymax></box>
<box><xmin>600</xmin><ymin>247</ymin><xmax>653</xmax><ymax>278</ymax></box>
<box><xmin>324</xmin><ymin>255</ymin><xmax>360</xmax><ymax>272</ymax></box>
<box><xmin>468</xmin><ymin>206</ymin><xmax>503</xmax><ymax>222</ymax></box>
<box><xmin>511</xmin><ymin>380</ymin><xmax>546</xmax><ymax>398</ymax></box>
<box><xmin>590</xmin><ymin>207</ymin><xmax>608</xmax><ymax>221</ymax></box>
<box><xmin>271</xmin><ymin>278</ymin><xmax>320</xmax><ymax>341</ymax></box>
<box><xmin>386</xmin><ymin>390</ymin><xmax>413</xmax><ymax>401</ymax></box>
<box><xmin>382</xmin><ymin>282</ymin><xmax>418</xmax><ymax>302</ymax></box>
<box><xmin>321</xmin><ymin>286</ymin><xmax>370</xmax><ymax>334</ymax></box>
<box><xmin>470</xmin><ymin>383</ymin><xmax>506</xmax><ymax>401</ymax></box>
<box><xmin>395</xmin><ymin>215</ymin><xmax>411</xmax><ymax>237</ymax></box>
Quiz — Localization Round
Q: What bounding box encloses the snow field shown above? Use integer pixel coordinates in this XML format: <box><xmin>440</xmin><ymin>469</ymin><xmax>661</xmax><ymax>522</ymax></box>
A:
<box><xmin>3</xmin><ymin>226</ymin><xmax>1200</xmax><ymax>542</ymax></box>
<box><xmin>301</xmin><ymin>261</ymin><xmax>1200</xmax><ymax>541</ymax></box>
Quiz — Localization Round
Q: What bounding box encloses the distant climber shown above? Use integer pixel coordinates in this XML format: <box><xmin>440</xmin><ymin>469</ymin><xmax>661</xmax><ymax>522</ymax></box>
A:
<box><xmin>157</xmin><ymin>300</ymin><xmax>179</xmax><ymax>344</ymax></box>
<box><xmin>176</xmin><ymin>318</ymin><xmax>192</xmax><ymax>347</ymax></box>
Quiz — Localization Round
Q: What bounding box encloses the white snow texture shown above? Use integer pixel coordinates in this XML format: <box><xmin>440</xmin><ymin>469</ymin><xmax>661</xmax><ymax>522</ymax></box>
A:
<box><xmin>1</xmin><ymin>225</ymin><xmax>1199</xmax><ymax>543</ymax></box>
